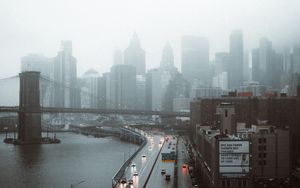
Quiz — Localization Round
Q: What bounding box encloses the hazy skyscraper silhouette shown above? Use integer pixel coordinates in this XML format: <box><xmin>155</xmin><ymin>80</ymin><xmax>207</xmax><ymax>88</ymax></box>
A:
<box><xmin>124</xmin><ymin>33</ymin><xmax>146</xmax><ymax>75</ymax></box>
<box><xmin>54</xmin><ymin>41</ymin><xmax>79</xmax><ymax>108</ymax></box>
<box><xmin>228</xmin><ymin>30</ymin><xmax>243</xmax><ymax>89</ymax></box>
<box><xmin>113</xmin><ymin>48</ymin><xmax>123</xmax><ymax>65</ymax></box>
<box><xmin>181</xmin><ymin>36</ymin><xmax>209</xmax><ymax>86</ymax></box>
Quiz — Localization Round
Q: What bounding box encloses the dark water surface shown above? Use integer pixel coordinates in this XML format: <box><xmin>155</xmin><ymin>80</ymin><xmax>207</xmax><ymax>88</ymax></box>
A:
<box><xmin>0</xmin><ymin>132</ymin><xmax>138</xmax><ymax>188</ymax></box>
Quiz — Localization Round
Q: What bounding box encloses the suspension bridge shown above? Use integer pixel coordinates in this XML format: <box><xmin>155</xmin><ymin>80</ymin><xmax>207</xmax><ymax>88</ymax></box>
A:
<box><xmin>0</xmin><ymin>71</ymin><xmax>189</xmax><ymax>144</ymax></box>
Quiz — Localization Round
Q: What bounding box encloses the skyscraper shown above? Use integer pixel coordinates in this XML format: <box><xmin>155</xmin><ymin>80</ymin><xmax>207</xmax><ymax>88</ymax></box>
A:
<box><xmin>124</xmin><ymin>33</ymin><xmax>146</xmax><ymax>75</ymax></box>
<box><xmin>145</xmin><ymin>69</ymin><xmax>162</xmax><ymax>111</ymax></box>
<box><xmin>181</xmin><ymin>36</ymin><xmax>209</xmax><ymax>86</ymax></box>
<box><xmin>293</xmin><ymin>45</ymin><xmax>300</xmax><ymax>74</ymax></box>
<box><xmin>53</xmin><ymin>41</ymin><xmax>80</xmax><ymax>108</ymax></box>
<box><xmin>79</xmin><ymin>69</ymin><xmax>99</xmax><ymax>108</ymax></box>
<box><xmin>228</xmin><ymin>30</ymin><xmax>243</xmax><ymax>89</ymax></box>
<box><xmin>252</xmin><ymin>38</ymin><xmax>283</xmax><ymax>89</ymax></box>
<box><xmin>113</xmin><ymin>48</ymin><xmax>123</xmax><ymax>65</ymax></box>
<box><xmin>110</xmin><ymin>64</ymin><xmax>136</xmax><ymax>109</ymax></box>
<box><xmin>160</xmin><ymin>42</ymin><xmax>174</xmax><ymax>69</ymax></box>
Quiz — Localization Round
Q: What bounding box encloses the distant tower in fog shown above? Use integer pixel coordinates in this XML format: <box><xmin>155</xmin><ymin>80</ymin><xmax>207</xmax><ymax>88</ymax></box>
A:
<box><xmin>181</xmin><ymin>36</ymin><xmax>209</xmax><ymax>86</ymax></box>
<box><xmin>53</xmin><ymin>41</ymin><xmax>79</xmax><ymax>108</ymax></box>
<box><xmin>160</xmin><ymin>42</ymin><xmax>174</xmax><ymax>69</ymax></box>
<box><xmin>124</xmin><ymin>33</ymin><xmax>146</xmax><ymax>75</ymax></box>
<box><xmin>113</xmin><ymin>48</ymin><xmax>122</xmax><ymax>65</ymax></box>
<box><xmin>228</xmin><ymin>30</ymin><xmax>243</xmax><ymax>89</ymax></box>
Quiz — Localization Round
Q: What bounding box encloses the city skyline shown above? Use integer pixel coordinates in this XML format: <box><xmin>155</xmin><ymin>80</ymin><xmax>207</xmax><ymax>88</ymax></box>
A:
<box><xmin>1</xmin><ymin>0</ymin><xmax>300</xmax><ymax>78</ymax></box>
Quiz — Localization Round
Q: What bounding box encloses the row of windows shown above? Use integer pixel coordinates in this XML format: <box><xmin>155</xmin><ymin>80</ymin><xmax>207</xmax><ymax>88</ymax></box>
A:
<box><xmin>222</xmin><ymin>180</ymin><xmax>247</xmax><ymax>187</ymax></box>
<box><xmin>258</xmin><ymin>138</ymin><xmax>267</xmax><ymax>143</ymax></box>
<box><xmin>258</xmin><ymin>145</ymin><xmax>267</xmax><ymax>151</ymax></box>
<box><xmin>258</xmin><ymin>153</ymin><xmax>267</xmax><ymax>158</ymax></box>
<box><xmin>259</xmin><ymin>160</ymin><xmax>267</xmax><ymax>165</ymax></box>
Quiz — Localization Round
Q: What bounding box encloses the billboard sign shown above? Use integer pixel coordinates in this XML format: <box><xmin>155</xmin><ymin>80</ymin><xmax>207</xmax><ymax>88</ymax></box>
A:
<box><xmin>219</xmin><ymin>140</ymin><xmax>250</xmax><ymax>178</ymax></box>
<box><xmin>219</xmin><ymin>141</ymin><xmax>249</xmax><ymax>153</ymax></box>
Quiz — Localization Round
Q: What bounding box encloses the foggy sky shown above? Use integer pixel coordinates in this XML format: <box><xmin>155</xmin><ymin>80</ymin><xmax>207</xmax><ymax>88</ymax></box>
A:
<box><xmin>0</xmin><ymin>0</ymin><xmax>300</xmax><ymax>79</ymax></box>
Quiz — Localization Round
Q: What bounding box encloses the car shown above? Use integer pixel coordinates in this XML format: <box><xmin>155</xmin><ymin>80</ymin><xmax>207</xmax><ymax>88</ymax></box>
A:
<box><xmin>128</xmin><ymin>179</ymin><xmax>134</xmax><ymax>185</ymax></box>
<box><xmin>161</xmin><ymin>169</ymin><xmax>166</xmax><ymax>175</ymax></box>
<box><xmin>142</xmin><ymin>155</ymin><xmax>146</xmax><ymax>158</ymax></box>
<box><xmin>120</xmin><ymin>178</ymin><xmax>127</xmax><ymax>184</ymax></box>
<box><xmin>172</xmin><ymin>148</ymin><xmax>175</xmax><ymax>150</ymax></box>
<box><xmin>182</xmin><ymin>164</ymin><xmax>187</xmax><ymax>168</ymax></box>
<box><xmin>131</xmin><ymin>163</ymin><xmax>136</xmax><ymax>167</ymax></box>
<box><xmin>133</xmin><ymin>171</ymin><xmax>138</xmax><ymax>176</ymax></box>
<box><xmin>165</xmin><ymin>174</ymin><xmax>171</xmax><ymax>181</ymax></box>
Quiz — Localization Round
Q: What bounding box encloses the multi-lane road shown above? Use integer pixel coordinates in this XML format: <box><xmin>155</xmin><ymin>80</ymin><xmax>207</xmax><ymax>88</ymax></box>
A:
<box><xmin>116</xmin><ymin>133</ymin><xmax>164</xmax><ymax>188</ymax></box>
<box><xmin>145</xmin><ymin>136</ymin><xmax>177</xmax><ymax>188</ymax></box>
<box><xmin>116</xmin><ymin>133</ymin><xmax>195</xmax><ymax>188</ymax></box>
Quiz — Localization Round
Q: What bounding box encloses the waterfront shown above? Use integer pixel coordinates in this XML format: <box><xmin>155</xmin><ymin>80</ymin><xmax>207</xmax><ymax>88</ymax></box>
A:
<box><xmin>0</xmin><ymin>132</ymin><xmax>138</xmax><ymax>188</ymax></box>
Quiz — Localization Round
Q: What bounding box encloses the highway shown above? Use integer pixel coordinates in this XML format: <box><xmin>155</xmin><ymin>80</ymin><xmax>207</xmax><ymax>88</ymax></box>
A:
<box><xmin>145</xmin><ymin>136</ymin><xmax>177</xmax><ymax>188</ymax></box>
<box><xmin>116</xmin><ymin>132</ymin><xmax>164</xmax><ymax>188</ymax></box>
<box><xmin>177</xmin><ymin>137</ymin><xmax>194</xmax><ymax>188</ymax></box>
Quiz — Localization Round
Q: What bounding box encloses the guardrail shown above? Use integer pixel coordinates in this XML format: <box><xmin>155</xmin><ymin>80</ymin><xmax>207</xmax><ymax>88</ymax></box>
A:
<box><xmin>111</xmin><ymin>128</ymin><xmax>147</xmax><ymax>188</ymax></box>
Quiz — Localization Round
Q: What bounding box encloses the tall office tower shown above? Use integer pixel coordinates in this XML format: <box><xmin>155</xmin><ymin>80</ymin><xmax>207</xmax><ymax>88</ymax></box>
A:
<box><xmin>97</xmin><ymin>75</ymin><xmax>107</xmax><ymax>108</ymax></box>
<box><xmin>181</xmin><ymin>36</ymin><xmax>209</xmax><ymax>86</ymax></box>
<box><xmin>124</xmin><ymin>33</ymin><xmax>146</xmax><ymax>75</ymax></box>
<box><xmin>215</xmin><ymin>52</ymin><xmax>229</xmax><ymax>74</ymax></box>
<box><xmin>136</xmin><ymin>75</ymin><xmax>146</xmax><ymax>110</ymax></box>
<box><xmin>110</xmin><ymin>64</ymin><xmax>136</xmax><ymax>109</ymax></box>
<box><xmin>283</xmin><ymin>48</ymin><xmax>293</xmax><ymax>73</ymax></box>
<box><xmin>53</xmin><ymin>41</ymin><xmax>80</xmax><ymax>108</ymax></box>
<box><xmin>258</xmin><ymin>37</ymin><xmax>273</xmax><ymax>86</ymax></box>
<box><xmin>113</xmin><ymin>48</ymin><xmax>123</xmax><ymax>65</ymax></box>
<box><xmin>160</xmin><ymin>42</ymin><xmax>178</xmax><ymax>77</ymax></box>
<box><xmin>79</xmin><ymin>69</ymin><xmax>99</xmax><ymax>108</ymax></box>
<box><xmin>21</xmin><ymin>54</ymin><xmax>55</xmax><ymax>107</ymax></box>
<box><xmin>21</xmin><ymin>54</ymin><xmax>54</xmax><ymax>78</ymax></box>
<box><xmin>160</xmin><ymin>42</ymin><xmax>174</xmax><ymax>69</ymax></box>
<box><xmin>252</xmin><ymin>38</ymin><xmax>283</xmax><ymax>90</ymax></box>
<box><xmin>162</xmin><ymin>73</ymin><xmax>190</xmax><ymax>111</ymax></box>
<box><xmin>292</xmin><ymin>45</ymin><xmax>300</xmax><ymax>74</ymax></box>
<box><xmin>102</xmin><ymin>72</ymin><xmax>111</xmax><ymax>108</ymax></box>
<box><xmin>145</xmin><ymin>69</ymin><xmax>162</xmax><ymax>111</ymax></box>
<box><xmin>252</xmin><ymin>48</ymin><xmax>260</xmax><ymax>83</ymax></box>
<box><xmin>228</xmin><ymin>30</ymin><xmax>243</xmax><ymax>89</ymax></box>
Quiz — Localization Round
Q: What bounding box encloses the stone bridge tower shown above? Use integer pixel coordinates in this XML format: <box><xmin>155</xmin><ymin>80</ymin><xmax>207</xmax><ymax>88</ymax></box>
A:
<box><xmin>18</xmin><ymin>71</ymin><xmax>41</xmax><ymax>143</ymax></box>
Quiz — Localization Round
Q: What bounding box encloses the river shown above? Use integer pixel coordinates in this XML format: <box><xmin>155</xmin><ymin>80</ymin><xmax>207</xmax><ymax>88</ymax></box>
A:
<box><xmin>0</xmin><ymin>132</ymin><xmax>138</xmax><ymax>188</ymax></box>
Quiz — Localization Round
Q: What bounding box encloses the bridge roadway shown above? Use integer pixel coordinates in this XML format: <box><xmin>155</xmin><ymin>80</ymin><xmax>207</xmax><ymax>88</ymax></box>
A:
<box><xmin>116</xmin><ymin>133</ymin><xmax>164</xmax><ymax>188</ymax></box>
<box><xmin>0</xmin><ymin>106</ymin><xmax>189</xmax><ymax>117</ymax></box>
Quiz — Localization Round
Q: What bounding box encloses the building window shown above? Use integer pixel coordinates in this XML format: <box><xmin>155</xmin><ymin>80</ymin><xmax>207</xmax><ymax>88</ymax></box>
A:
<box><xmin>263</xmin><ymin>153</ymin><xmax>267</xmax><ymax>158</ymax></box>
<box><xmin>222</xmin><ymin>181</ymin><xmax>225</xmax><ymax>187</ymax></box>
<box><xmin>238</xmin><ymin>181</ymin><xmax>242</xmax><ymax>187</ymax></box>
<box><xmin>263</xmin><ymin>138</ymin><xmax>266</xmax><ymax>143</ymax></box>
<box><xmin>243</xmin><ymin>180</ymin><xmax>247</xmax><ymax>187</ymax></box>
<box><xmin>258</xmin><ymin>138</ymin><xmax>262</xmax><ymax>143</ymax></box>
<box><xmin>227</xmin><ymin>180</ymin><xmax>230</xmax><ymax>187</ymax></box>
<box><xmin>259</xmin><ymin>161</ymin><xmax>262</xmax><ymax>165</ymax></box>
<box><xmin>258</xmin><ymin>145</ymin><xmax>262</xmax><ymax>151</ymax></box>
<box><xmin>259</xmin><ymin>153</ymin><xmax>262</xmax><ymax>158</ymax></box>
<box><xmin>263</xmin><ymin>145</ymin><xmax>266</xmax><ymax>150</ymax></box>
<box><xmin>225</xmin><ymin>110</ymin><xmax>228</xmax><ymax>117</ymax></box>
<box><xmin>263</xmin><ymin>160</ymin><xmax>266</xmax><ymax>165</ymax></box>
